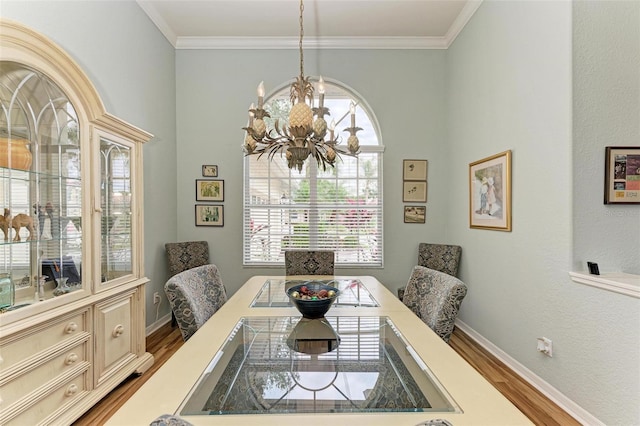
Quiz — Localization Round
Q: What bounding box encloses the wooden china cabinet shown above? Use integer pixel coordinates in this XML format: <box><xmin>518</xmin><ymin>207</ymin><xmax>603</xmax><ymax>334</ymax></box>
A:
<box><xmin>0</xmin><ymin>19</ymin><xmax>153</xmax><ymax>425</ymax></box>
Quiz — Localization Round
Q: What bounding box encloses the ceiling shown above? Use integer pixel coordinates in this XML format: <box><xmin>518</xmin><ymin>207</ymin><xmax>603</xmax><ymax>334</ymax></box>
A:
<box><xmin>136</xmin><ymin>0</ymin><xmax>482</xmax><ymax>49</ymax></box>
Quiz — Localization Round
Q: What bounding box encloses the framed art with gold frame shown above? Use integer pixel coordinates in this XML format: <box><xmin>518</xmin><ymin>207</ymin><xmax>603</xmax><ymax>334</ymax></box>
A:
<box><xmin>469</xmin><ymin>150</ymin><xmax>512</xmax><ymax>231</ymax></box>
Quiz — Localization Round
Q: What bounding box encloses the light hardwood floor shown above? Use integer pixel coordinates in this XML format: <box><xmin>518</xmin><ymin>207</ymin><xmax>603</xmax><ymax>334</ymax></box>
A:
<box><xmin>73</xmin><ymin>323</ymin><xmax>581</xmax><ymax>426</ymax></box>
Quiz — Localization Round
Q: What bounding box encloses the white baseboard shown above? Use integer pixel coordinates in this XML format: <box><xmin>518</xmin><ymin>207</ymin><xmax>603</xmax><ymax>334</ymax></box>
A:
<box><xmin>145</xmin><ymin>313</ymin><xmax>172</xmax><ymax>336</ymax></box>
<box><xmin>455</xmin><ymin>319</ymin><xmax>603</xmax><ymax>426</ymax></box>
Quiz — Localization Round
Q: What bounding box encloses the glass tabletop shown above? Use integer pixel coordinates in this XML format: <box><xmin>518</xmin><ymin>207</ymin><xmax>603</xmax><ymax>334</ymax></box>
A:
<box><xmin>250</xmin><ymin>278</ymin><xmax>379</xmax><ymax>308</ymax></box>
<box><xmin>177</xmin><ymin>316</ymin><xmax>460</xmax><ymax>416</ymax></box>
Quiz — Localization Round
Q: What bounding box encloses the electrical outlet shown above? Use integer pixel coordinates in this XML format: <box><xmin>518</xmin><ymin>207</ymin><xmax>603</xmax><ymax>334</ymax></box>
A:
<box><xmin>153</xmin><ymin>292</ymin><xmax>161</xmax><ymax>305</ymax></box>
<box><xmin>536</xmin><ymin>337</ymin><xmax>553</xmax><ymax>357</ymax></box>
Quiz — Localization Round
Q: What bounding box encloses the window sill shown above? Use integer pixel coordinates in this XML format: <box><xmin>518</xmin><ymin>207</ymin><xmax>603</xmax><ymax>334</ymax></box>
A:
<box><xmin>569</xmin><ymin>271</ymin><xmax>640</xmax><ymax>299</ymax></box>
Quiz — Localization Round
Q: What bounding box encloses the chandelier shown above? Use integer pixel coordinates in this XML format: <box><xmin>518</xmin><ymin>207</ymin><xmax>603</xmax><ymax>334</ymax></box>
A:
<box><xmin>242</xmin><ymin>0</ymin><xmax>361</xmax><ymax>172</ymax></box>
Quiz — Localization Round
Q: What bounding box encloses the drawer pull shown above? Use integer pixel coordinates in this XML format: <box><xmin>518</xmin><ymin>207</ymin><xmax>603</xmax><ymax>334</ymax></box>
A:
<box><xmin>65</xmin><ymin>384</ymin><xmax>78</xmax><ymax>397</ymax></box>
<box><xmin>65</xmin><ymin>322</ymin><xmax>78</xmax><ymax>334</ymax></box>
<box><xmin>112</xmin><ymin>324</ymin><xmax>125</xmax><ymax>338</ymax></box>
<box><xmin>65</xmin><ymin>353</ymin><xmax>79</xmax><ymax>365</ymax></box>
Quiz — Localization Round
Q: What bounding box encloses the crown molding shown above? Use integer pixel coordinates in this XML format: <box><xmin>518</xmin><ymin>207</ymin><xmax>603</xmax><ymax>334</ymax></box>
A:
<box><xmin>175</xmin><ymin>36</ymin><xmax>449</xmax><ymax>50</ymax></box>
<box><xmin>139</xmin><ymin>0</ymin><xmax>483</xmax><ymax>50</ymax></box>
<box><xmin>445</xmin><ymin>0</ymin><xmax>483</xmax><ymax>47</ymax></box>
<box><xmin>136</xmin><ymin>0</ymin><xmax>178</xmax><ymax>47</ymax></box>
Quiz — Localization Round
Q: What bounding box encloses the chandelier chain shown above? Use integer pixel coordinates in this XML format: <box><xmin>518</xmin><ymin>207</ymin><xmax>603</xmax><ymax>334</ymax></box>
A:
<box><xmin>299</xmin><ymin>0</ymin><xmax>304</xmax><ymax>78</ymax></box>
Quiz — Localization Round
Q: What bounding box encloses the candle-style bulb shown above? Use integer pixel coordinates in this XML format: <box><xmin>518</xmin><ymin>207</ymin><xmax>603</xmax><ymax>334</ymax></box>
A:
<box><xmin>248</xmin><ymin>103</ymin><xmax>255</xmax><ymax>126</ymax></box>
<box><xmin>257</xmin><ymin>81</ymin><xmax>265</xmax><ymax>108</ymax></box>
<box><xmin>350</xmin><ymin>102</ymin><xmax>356</xmax><ymax>127</ymax></box>
<box><xmin>318</xmin><ymin>76</ymin><xmax>325</xmax><ymax>110</ymax></box>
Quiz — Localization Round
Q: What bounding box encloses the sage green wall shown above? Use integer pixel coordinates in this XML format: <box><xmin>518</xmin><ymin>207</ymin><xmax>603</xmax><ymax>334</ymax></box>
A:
<box><xmin>175</xmin><ymin>48</ymin><xmax>449</xmax><ymax>294</ymax></box>
<box><xmin>447</xmin><ymin>1</ymin><xmax>639</xmax><ymax>425</ymax></box>
<box><xmin>3</xmin><ymin>1</ymin><xmax>639</xmax><ymax>424</ymax></box>
<box><xmin>1</xmin><ymin>1</ymin><xmax>178</xmax><ymax>325</ymax></box>
<box><xmin>573</xmin><ymin>1</ymin><xmax>640</xmax><ymax>272</ymax></box>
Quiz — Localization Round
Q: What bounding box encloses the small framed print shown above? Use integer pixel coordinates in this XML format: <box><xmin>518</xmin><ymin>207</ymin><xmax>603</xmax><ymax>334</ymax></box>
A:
<box><xmin>195</xmin><ymin>204</ymin><xmax>224</xmax><ymax>227</ymax></box>
<box><xmin>403</xmin><ymin>159</ymin><xmax>428</xmax><ymax>181</ymax></box>
<box><xmin>196</xmin><ymin>179</ymin><xmax>224</xmax><ymax>202</ymax></box>
<box><xmin>403</xmin><ymin>181</ymin><xmax>427</xmax><ymax>203</ymax></box>
<box><xmin>404</xmin><ymin>206</ymin><xmax>426</xmax><ymax>223</ymax></box>
<box><xmin>604</xmin><ymin>146</ymin><xmax>640</xmax><ymax>204</ymax></box>
<box><xmin>202</xmin><ymin>165</ymin><xmax>218</xmax><ymax>177</ymax></box>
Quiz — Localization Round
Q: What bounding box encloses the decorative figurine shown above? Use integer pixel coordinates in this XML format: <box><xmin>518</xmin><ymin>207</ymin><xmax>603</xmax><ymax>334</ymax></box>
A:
<box><xmin>2</xmin><ymin>208</ymin><xmax>36</xmax><ymax>241</ymax></box>
<box><xmin>0</xmin><ymin>208</ymin><xmax>9</xmax><ymax>242</ymax></box>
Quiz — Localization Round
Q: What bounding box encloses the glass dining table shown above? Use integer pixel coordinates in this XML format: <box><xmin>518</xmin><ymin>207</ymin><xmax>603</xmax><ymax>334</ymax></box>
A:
<box><xmin>107</xmin><ymin>276</ymin><xmax>533</xmax><ymax>426</ymax></box>
<box><xmin>177</xmin><ymin>315</ymin><xmax>459</xmax><ymax>416</ymax></box>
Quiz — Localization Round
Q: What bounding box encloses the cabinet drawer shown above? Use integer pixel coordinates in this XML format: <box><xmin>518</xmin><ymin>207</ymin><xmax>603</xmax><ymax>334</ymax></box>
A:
<box><xmin>1</xmin><ymin>370</ymin><xmax>88</xmax><ymax>426</ymax></box>
<box><xmin>0</xmin><ymin>340</ymin><xmax>89</xmax><ymax>407</ymax></box>
<box><xmin>0</xmin><ymin>308</ymin><xmax>90</xmax><ymax>373</ymax></box>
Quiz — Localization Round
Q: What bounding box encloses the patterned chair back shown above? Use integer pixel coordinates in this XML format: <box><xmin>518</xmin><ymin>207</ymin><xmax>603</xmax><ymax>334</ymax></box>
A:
<box><xmin>417</xmin><ymin>243</ymin><xmax>462</xmax><ymax>277</ymax></box>
<box><xmin>165</xmin><ymin>241</ymin><xmax>210</xmax><ymax>277</ymax></box>
<box><xmin>401</xmin><ymin>265</ymin><xmax>467</xmax><ymax>343</ymax></box>
<box><xmin>284</xmin><ymin>250</ymin><xmax>335</xmax><ymax>275</ymax></box>
<box><xmin>164</xmin><ymin>264</ymin><xmax>227</xmax><ymax>341</ymax></box>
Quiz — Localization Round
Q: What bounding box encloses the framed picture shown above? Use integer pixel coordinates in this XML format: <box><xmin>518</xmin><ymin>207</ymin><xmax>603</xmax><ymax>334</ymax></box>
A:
<box><xmin>202</xmin><ymin>165</ymin><xmax>218</xmax><ymax>177</ymax></box>
<box><xmin>403</xmin><ymin>159</ymin><xmax>428</xmax><ymax>181</ymax></box>
<box><xmin>604</xmin><ymin>146</ymin><xmax>640</xmax><ymax>204</ymax></box>
<box><xmin>195</xmin><ymin>204</ymin><xmax>224</xmax><ymax>227</ymax></box>
<box><xmin>469</xmin><ymin>150</ymin><xmax>512</xmax><ymax>231</ymax></box>
<box><xmin>196</xmin><ymin>179</ymin><xmax>224</xmax><ymax>202</ymax></box>
<box><xmin>404</xmin><ymin>206</ymin><xmax>426</xmax><ymax>223</ymax></box>
<box><xmin>403</xmin><ymin>181</ymin><xmax>427</xmax><ymax>203</ymax></box>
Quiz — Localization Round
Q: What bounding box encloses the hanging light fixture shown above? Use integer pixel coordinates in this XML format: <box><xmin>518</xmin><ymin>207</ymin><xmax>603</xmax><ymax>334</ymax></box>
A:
<box><xmin>243</xmin><ymin>0</ymin><xmax>361</xmax><ymax>172</ymax></box>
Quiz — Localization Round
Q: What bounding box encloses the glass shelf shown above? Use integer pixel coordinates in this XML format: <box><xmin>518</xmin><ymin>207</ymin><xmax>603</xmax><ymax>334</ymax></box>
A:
<box><xmin>177</xmin><ymin>316</ymin><xmax>460</xmax><ymax>416</ymax></box>
<box><xmin>251</xmin><ymin>278</ymin><xmax>380</xmax><ymax>308</ymax></box>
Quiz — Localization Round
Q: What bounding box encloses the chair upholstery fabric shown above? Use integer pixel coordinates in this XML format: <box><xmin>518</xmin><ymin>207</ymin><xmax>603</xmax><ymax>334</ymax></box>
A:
<box><xmin>285</xmin><ymin>250</ymin><xmax>335</xmax><ymax>275</ymax></box>
<box><xmin>164</xmin><ymin>264</ymin><xmax>227</xmax><ymax>341</ymax></box>
<box><xmin>401</xmin><ymin>266</ymin><xmax>467</xmax><ymax>343</ymax></box>
<box><xmin>398</xmin><ymin>243</ymin><xmax>462</xmax><ymax>300</ymax></box>
<box><xmin>165</xmin><ymin>241</ymin><xmax>210</xmax><ymax>277</ymax></box>
<box><xmin>418</xmin><ymin>243</ymin><xmax>462</xmax><ymax>277</ymax></box>
<box><xmin>150</xmin><ymin>414</ymin><xmax>193</xmax><ymax>426</ymax></box>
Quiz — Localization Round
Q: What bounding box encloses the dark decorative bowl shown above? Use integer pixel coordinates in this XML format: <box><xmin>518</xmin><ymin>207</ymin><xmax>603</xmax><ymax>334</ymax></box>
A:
<box><xmin>286</xmin><ymin>282</ymin><xmax>340</xmax><ymax>319</ymax></box>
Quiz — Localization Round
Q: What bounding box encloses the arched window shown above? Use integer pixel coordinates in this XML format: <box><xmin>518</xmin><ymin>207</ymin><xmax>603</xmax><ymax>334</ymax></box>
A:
<box><xmin>243</xmin><ymin>78</ymin><xmax>384</xmax><ymax>267</ymax></box>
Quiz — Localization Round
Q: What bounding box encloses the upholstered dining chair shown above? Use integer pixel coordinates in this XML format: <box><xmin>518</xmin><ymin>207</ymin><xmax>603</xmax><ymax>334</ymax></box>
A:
<box><xmin>164</xmin><ymin>264</ymin><xmax>227</xmax><ymax>341</ymax></box>
<box><xmin>418</xmin><ymin>243</ymin><xmax>462</xmax><ymax>277</ymax></box>
<box><xmin>400</xmin><ymin>265</ymin><xmax>467</xmax><ymax>343</ymax></box>
<box><xmin>165</xmin><ymin>240</ymin><xmax>210</xmax><ymax>277</ymax></box>
<box><xmin>398</xmin><ymin>243</ymin><xmax>462</xmax><ymax>301</ymax></box>
<box><xmin>284</xmin><ymin>250</ymin><xmax>335</xmax><ymax>275</ymax></box>
<box><xmin>165</xmin><ymin>240</ymin><xmax>211</xmax><ymax>326</ymax></box>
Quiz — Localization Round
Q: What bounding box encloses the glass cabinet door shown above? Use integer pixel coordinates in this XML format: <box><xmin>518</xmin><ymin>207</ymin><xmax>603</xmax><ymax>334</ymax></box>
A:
<box><xmin>0</xmin><ymin>61</ymin><xmax>83</xmax><ymax>308</ymax></box>
<box><xmin>99</xmin><ymin>137</ymin><xmax>134</xmax><ymax>285</ymax></box>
